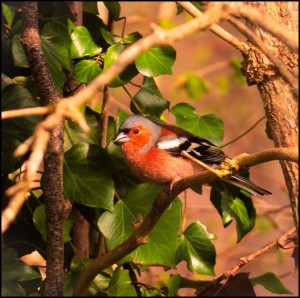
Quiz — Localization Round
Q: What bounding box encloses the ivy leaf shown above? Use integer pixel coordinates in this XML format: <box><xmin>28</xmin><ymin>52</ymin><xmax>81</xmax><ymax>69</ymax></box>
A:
<box><xmin>175</xmin><ymin>222</ymin><xmax>216</xmax><ymax>276</ymax></box>
<box><xmin>251</xmin><ymin>272</ymin><xmax>292</xmax><ymax>294</ymax></box>
<box><xmin>2</xmin><ymin>3</ymin><xmax>19</xmax><ymax>27</ymax></box>
<box><xmin>98</xmin><ymin>183</ymin><xmax>182</xmax><ymax>267</ymax></box>
<box><xmin>107</xmin><ymin>268</ymin><xmax>137</xmax><ymax>296</ymax></box>
<box><xmin>72</xmin><ymin>59</ymin><xmax>102</xmax><ymax>84</ymax></box>
<box><xmin>211</xmin><ymin>180</ymin><xmax>256</xmax><ymax>242</ymax></box>
<box><xmin>2</xmin><ymin>84</ymin><xmax>42</xmax><ymax>173</ymax></box>
<box><xmin>63</xmin><ymin>143</ymin><xmax>114</xmax><ymax>210</ymax></box>
<box><xmin>166</xmin><ymin>274</ymin><xmax>181</xmax><ymax>296</ymax></box>
<box><xmin>104</xmin><ymin>44</ymin><xmax>138</xmax><ymax>87</ymax></box>
<box><xmin>178</xmin><ymin>72</ymin><xmax>210</xmax><ymax>100</ymax></box>
<box><xmin>33</xmin><ymin>204</ymin><xmax>74</xmax><ymax>242</ymax></box>
<box><xmin>11</xmin><ymin>21</ymin><xmax>71</xmax><ymax>92</ymax></box>
<box><xmin>70</xmin><ymin>26</ymin><xmax>102</xmax><ymax>59</ymax></box>
<box><xmin>103</xmin><ymin>2</ymin><xmax>121</xmax><ymax>21</ymax></box>
<box><xmin>2</xmin><ymin>248</ymin><xmax>41</xmax><ymax>296</ymax></box>
<box><xmin>170</xmin><ymin>103</ymin><xmax>224</xmax><ymax>145</ymax></box>
<box><xmin>131</xmin><ymin>77</ymin><xmax>170</xmax><ymax>117</ymax></box>
<box><xmin>135</xmin><ymin>46</ymin><xmax>176</xmax><ymax>77</ymax></box>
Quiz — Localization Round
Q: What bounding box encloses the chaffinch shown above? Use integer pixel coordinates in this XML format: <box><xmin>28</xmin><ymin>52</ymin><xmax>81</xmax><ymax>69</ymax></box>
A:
<box><xmin>114</xmin><ymin>115</ymin><xmax>271</xmax><ymax>196</ymax></box>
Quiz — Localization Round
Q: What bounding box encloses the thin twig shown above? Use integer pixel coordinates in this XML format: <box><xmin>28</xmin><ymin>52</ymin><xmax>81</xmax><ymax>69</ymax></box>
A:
<box><xmin>177</xmin><ymin>1</ymin><xmax>250</xmax><ymax>53</ymax></box>
<box><xmin>2</xmin><ymin>106</ymin><xmax>51</xmax><ymax>119</ymax></box>
<box><xmin>221</xmin><ymin>116</ymin><xmax>266</xmax><ymax>148</ymax></box>
<box><xmin>212</xmin><ymin>226</ymin><xmax>296</xmax><ymax>285</ymax></box>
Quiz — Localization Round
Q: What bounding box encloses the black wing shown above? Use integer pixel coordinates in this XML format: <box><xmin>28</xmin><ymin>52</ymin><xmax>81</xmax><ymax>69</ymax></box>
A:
<box><xmin>157</xmin><ymin>134</ymin><xmax>228</xmax><ymax>165</ymax></box>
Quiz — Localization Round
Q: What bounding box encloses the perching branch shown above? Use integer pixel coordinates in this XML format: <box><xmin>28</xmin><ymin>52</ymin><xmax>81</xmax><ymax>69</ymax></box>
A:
<box><xmin>73</xmin><ymin>147</ymin><xmax>298</xmax><ymax>296</ymax></box>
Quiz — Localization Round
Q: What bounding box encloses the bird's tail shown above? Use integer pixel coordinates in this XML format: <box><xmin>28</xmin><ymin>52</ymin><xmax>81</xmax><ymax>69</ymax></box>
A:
<box><xmin>223</xmin><ymin>174</ymin><xmax>271</xmax><ymax>196</ymax></box>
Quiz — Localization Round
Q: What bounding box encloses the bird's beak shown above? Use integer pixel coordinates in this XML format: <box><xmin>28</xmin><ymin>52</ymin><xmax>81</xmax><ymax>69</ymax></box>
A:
<box><xmin>114</xmin><ymin>132</ymin><xmax>130</xmax><ymax>143</ymax></box>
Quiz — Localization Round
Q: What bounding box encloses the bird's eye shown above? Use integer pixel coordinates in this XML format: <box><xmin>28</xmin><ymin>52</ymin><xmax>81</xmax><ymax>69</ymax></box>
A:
<box><xmin>133</xmin><ymin>129</ymin><xmax>139</xmax><ymax>134</ymax></box>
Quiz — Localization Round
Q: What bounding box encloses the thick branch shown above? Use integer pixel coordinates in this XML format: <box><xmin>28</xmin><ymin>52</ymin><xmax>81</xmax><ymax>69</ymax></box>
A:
<box><xmin>73</xmin><ymin>147</ymin><xmax>298</xmax><ymax>296</ymax></box>
<box><xmin>21</xmin><ymin>2</ymin><xmax>65</xmax><ymax>296</ymax></box>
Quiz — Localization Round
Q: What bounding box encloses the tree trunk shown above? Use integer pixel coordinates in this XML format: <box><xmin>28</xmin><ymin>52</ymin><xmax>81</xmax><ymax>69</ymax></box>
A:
<box><xmin>243</xmin><ymin>2</ymin><xmax>298</xmax><ymax>228</ymax></box>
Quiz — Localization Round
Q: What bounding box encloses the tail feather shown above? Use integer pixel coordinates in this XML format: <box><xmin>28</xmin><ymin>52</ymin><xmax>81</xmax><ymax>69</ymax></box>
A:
<box><xmin>224</xmin><ymin>174</ymin><xmax>272</xmax><ymax>196</ymax></box>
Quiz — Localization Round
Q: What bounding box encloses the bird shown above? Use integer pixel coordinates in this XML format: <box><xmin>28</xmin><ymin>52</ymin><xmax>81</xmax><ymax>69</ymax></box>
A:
<box><xmin>114</xmin><ymin>115</ymin><xmax>271</xmax><ymax>196</ymax></box>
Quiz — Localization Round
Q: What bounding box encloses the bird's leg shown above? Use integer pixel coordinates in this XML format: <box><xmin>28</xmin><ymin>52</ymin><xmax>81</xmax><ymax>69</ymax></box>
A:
<box><xmin>181</xmin><ymin>151</ymin><xmax>239</xmax><ymax>178</ymax></box>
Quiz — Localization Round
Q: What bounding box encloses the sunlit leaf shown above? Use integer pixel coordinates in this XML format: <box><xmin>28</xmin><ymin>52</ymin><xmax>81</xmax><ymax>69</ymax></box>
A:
<box><xmin>175</xmin><ymin>222</ymin><xmax>216</xmax><ymax>275</ymax></box>
<box><xmin>171</xmin><ymin>103</ymin><xmax>224</xmax><ymax>145</ymax></box>
<box><xmin>70</xmin><ymin>26</ymin><xmax>102</xmax><ymax>59</ymax></box>
<box><xmin>107</xmin><ymin>267</ymin><xmax>137</xmax><ymax>296</ymax></box>
<box><xmin>135</xmin><ymin>46</ymin><xmax>176</xmax><ymax>77</ymax></box>
<box><xmin>72</xmin><ymin>59</ymin><xmax>102</xmax><ymax>84</ymax></box>
<box><xmin>104</xmin><ymin>44</ymin><xmax>138</xmax><ymax>87</ymax></box>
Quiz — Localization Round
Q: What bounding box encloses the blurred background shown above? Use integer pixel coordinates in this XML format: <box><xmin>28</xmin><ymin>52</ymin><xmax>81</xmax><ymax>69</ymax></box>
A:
<box><xmin>107</xmin><ymin>2</ymin><xmax>297</xmax><ymax>296</ymax></box>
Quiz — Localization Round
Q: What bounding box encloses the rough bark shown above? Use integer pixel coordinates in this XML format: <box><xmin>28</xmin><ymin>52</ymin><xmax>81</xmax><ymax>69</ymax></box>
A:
<box><xmin>243</xmin><ymin>2</ymin><xmax>298</xmax><ymax>229</ymax></box>
<box><xmin>21</xmin><ymin>2</ymin><xmax>65</xmax><ymax>296</ymax></box>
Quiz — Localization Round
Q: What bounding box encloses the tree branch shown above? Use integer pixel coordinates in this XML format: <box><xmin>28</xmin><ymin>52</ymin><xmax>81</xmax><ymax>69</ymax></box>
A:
<box><xmin>2</xmin><ymin>106</ymin><xmax>51</xmax><ymax>119</ymax></box>
<box><xmin>19</xmin><ymin>2</ymin><xmax>65</xmax><ymax>296</ymax></box>
<box><xmin>216</xmin><ymin>226</ymin><xmax>296</xmax><ymax>283</ymax></box>
<box><xmin>229</xmin><ymin>17</ymin><xmax>298</xmax><ymax>98</ymax></box>
<box><xmin>73</xmin><ymin>147</ymin><xmax>298</xmax><ymax>296</ymax></box>
<box><xmin>234</xmin><ymin>2</ymin><xmax>298</xmax><ymax>52</ymax></box>
<box><xmin>177</xmin><ymin>1</ymin><xmax>250</xmax><ymax>53</ymax></box>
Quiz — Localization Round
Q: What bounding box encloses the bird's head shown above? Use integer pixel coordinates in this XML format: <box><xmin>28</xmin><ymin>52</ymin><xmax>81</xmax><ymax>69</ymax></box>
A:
<box><xmin>114</xmin><ymin>115</ymin><xmax>161</xmax><ymax>153</ymax></box>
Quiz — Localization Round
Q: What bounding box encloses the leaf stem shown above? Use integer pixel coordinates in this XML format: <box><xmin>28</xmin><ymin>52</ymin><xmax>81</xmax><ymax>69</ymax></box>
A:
<box><xmin>221</xmin><ymin>116</ymin><xmax>266</xmax><ymax>148</ymax></box>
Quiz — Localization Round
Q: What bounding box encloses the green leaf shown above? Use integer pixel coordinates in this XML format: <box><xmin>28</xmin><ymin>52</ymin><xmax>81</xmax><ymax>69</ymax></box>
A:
<box><xmin>134</xmin><ymin>198</ymin><xmax>182</xmax><ymax>266</ymax></box>
<box><xmin>167</xmin><ymin>274</ymin><xmax>181</xmax><ymax>296</ymax></box>
<box><xmin>33</xmin><ymin>204</ymin><xmax>74</xmax><ymax>242</ymax></box>
<box><xmin>2</xmin><ymin>3</ymin><xmax>18</xmax><ymax>27</ymax></box>
<box><xmin>131</xmin><ymin>77</ymin><xmax>170</xmax><ymax>117</ymax></box>
<box><xmin>64</xmin><ymin>113</ymin><xmax>101</xmax><ymax>152</ymax></box>
<box><xmin>135</xmin><ymin>46</ymin><xmax>176</xmax><ymax>77</ymax></box>
<box><xmin>98</xmin><ymin>183</ymin><xmax>182</xmax><ymax>266</ymax></box>
<box><xmin>230</xmin><ymin>56</ymin><xmax>245</xmax><ymax>85</ymax></box>
<box><xmin>170</xmin><ymin>103</ymin><xmax>224</xmax><ymax>145</ymax></box>
<box><xmin>251</xmin><ymin>272</ymin><xmax>292</xmax><ymax>294</ymax></box>
<box><xmin>70</xmin><ymin>26</ymin><xmax>102</xmax><ymax>59</ymax></box>
<box><xmin>104</xmin><ymin>44</ymin><xmax>138</xmax><ymax>87</ymax></box>
<box><xmin>11</xmin><ymin>21</ymin><xmax>71</xmax><ymax>92</ymax></box>
<box><xmin>72</xmin><ymin>59</ymin><xmax>102</xmax><ymax>83</ymax></box>
<box><xmin>41</xmin><ymin>21</ymin><xmax>72</xmax><ymax>71</ymax></box>
<box><xmin>220</xmin><ymin>187</ymin><xmax>256</xmax><ymax>242</ymax></box>
<box><xmin>179</xmin><ymin>72</ymin><xmax>210</xmax><ymax>100</ymax></box>
<box><xmin>64</xmin><ymin>256</ymin><xmax>111</xmax><ymax>296</ymax></box>
<box><xmin>64</xmin><ymin>143</ymin><xmax>114</xmax><ymax>210</ymax></box>
<box><xmin>107</xmin><ymin>267</ymin><xmax>137</xmax><ymax>296</ymax></box>
<box><xmin>2</xmin><ymin>84</ymin><xmax>42</xmax><ymax>173</ymax></box>
<box><xmin>103</xmin><ymin>2</ymin><xmax>121</xmax><ymax>21</ymax></box>
<box><xmin>33</xmin><ymin>204</ymin><xmax>47</xmax><ymax>241</ymax></box>
<box><xmin>175</xmin><ymin>222</ymin><xmax>216</xmax><ymax>276</ymax></box>
<box><xmin>2</xmin><ymin>248</ymin><xmax>41</xmax><ymax>296</ymax></box>
<box><xmin>101</xmin><ymin>28</ymin><xmax>122</xmax><ymax>45</ymax></box>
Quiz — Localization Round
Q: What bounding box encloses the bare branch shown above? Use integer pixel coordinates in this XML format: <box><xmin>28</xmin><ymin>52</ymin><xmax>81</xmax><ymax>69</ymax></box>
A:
<box><xmin>73</xmin><ymin>147</ymin><xmax>298</xmax><ymax>296</ymax></box>
<box><xmin>207</xmin><ymin>226</ymin><xmax>297</xmax><ymax>288</ymax></box>
<box><xmin>177</xmin><ymin>1</ymin><xmax>250</xmax><ymax>53</ymax></box>
<box><xmin>2</xmin><ymin>106</ymin><xmax>51</xmax><ymax>119</ymax></box>
<box><xmin>235</xmin><ymin>2</ymin><xmax>298</xmax><ymax>52</ymax></box>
